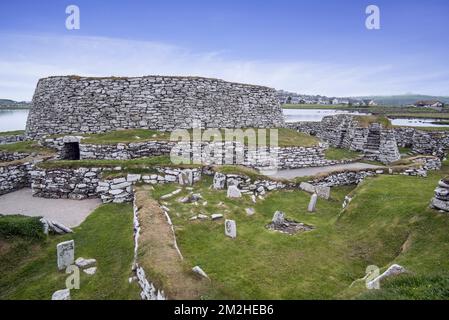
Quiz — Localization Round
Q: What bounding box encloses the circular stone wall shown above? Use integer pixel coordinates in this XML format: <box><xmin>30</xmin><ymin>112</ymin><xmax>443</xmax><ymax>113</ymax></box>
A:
<box><xmin>25</xmin><ymin>75</ymin><xmax>285</xmax><ymax>138</ymax></box>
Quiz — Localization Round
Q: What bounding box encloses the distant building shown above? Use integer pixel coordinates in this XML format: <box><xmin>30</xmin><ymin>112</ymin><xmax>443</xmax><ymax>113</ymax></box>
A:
<box><xmin>414</xmin><ymin>100</ymin><xmax>444</xmax><ymax>109</ymax></box>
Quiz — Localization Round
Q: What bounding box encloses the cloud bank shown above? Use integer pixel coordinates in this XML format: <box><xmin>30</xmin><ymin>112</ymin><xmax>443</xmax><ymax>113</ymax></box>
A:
<box><xmin>1</xmin><ymin>34</ymin><xmax>448</xmax><ymax>100</ymax></box>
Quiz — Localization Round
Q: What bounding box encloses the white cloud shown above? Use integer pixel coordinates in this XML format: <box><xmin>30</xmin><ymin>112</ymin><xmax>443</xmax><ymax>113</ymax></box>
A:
<box><xmin>0</xmin><ymin>33</ymin><xmax>448</xmax><ymax>100</ymax></box>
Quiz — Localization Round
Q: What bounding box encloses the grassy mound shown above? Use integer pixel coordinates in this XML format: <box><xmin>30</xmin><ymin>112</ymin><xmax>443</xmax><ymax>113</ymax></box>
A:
<box><xmin>81</xmin><ymin>128</ymin><xmax>320</xmax><ymax>148</ymax></box>
<box><xmin>325</xmin><ymin>147</ymin><xmax>363</xmax><ymax>161</ymax></box>
<box><xmin>354</xmin><ymin>115</ymin><xmax>392</xmax><ymax>128</ymax></box>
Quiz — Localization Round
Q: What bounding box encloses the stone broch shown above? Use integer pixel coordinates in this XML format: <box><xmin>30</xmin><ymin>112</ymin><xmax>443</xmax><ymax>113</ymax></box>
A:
<box><xmin>57</xmin><ymin>240</ymin><xmax>75</xmax><ymax>270</ymax></box>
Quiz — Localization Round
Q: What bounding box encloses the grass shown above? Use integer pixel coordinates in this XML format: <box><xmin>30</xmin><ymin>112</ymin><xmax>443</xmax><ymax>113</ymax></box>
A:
<box><xmin>151</xmin><ymin>163</ymin><xmax>449</xmax><ymax>299</ymax></box>
<box><xmin>82</xmin><ymin>129</ymin><xmax>172</xmax><ymax>144</ymax></box>
<box><xmin>399</xmin><ymin>147</ymin><xmax>412</xmax><ymax>154</ymax></box>
<box><xmin>81</xmin><ymin>128</ymin><xmax>320</xmax><ymax>148</ymax></box>
<box><xmin>213</xmin><ymin>165</ymin><xmax>281</xmax><ymax>182</ymax></box>
<box><xmin>0</xmin><ymin>141</ymin><xmax>54</xmax><ymax>156</ymax></box>
<box><xmin>0</xmin><ymin>215</ymin><xmax>45</xmax><ymax>240</ymax></box>
<box><xmin>0</xmin><ymin>130</ymin><xmax>25</xmax><ymax>136</ymax></box>
<box><xmin>0</xmin><ymin>204</ymin><xmax>140</xmax><ymax>300</ymax></box>
<box><xmin>325</xmin><ymin>147</ymin><xmax>363</xmax><ymax>161</ymax></box>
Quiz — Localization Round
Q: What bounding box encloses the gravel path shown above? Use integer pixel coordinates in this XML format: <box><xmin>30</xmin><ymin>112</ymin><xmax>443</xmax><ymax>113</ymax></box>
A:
<box><xmin>0</xmin><ymin>188</ymin><xmax>102</xmax><ymax>227</ymax></box>
<box><xmin>267</xmin><ymin>162</ymin><xmax>383</xmax><ymax>179</ymax></box>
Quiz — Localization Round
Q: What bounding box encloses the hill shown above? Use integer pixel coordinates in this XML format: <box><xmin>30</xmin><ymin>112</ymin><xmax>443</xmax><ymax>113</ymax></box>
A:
<box><xmin>0</xmin><ymin>99</ymin><xmax>31</xmax><ymax>109</ymax></box>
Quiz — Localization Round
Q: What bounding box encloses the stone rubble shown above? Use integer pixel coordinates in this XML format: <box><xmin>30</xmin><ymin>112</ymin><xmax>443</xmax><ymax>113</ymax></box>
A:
<box><xmin>51</xmin><ymin>289</ymin><xmax>71</xmax><ymax>300</ymax></box>
<box><xmin>366</xmin><ymin>264</ymin><xmax>407</xmax><ymax>289</ymax></box>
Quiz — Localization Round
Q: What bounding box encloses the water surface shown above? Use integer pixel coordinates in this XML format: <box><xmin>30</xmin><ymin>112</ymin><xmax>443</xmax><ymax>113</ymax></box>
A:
<box><xmin>0</xmin><ymin>109</ymin><xmax>29</xmax><ymax>132</ymax></box>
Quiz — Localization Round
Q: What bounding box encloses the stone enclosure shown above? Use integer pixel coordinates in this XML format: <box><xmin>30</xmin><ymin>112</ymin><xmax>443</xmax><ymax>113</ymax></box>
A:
<box><xmin>26</xmin><ymin>75</ymin><xmax>285</xmax><ymax>138</ymax></box>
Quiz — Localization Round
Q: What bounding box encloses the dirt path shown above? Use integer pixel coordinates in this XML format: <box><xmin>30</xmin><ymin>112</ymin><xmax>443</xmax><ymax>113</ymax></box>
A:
<box><xmin>135</xmin><ymin>186</ymin><xmax>208</xmax><ymax>300</ymax></box>
<box><xmin>266</xmin><ymin>162</ymin><xmax>383</xmax><ymax>179</ymax></box>
<box><xmin>0</xmin><ymin>188</ymin><xmax>102</xmax><ymax>227</ymax></box>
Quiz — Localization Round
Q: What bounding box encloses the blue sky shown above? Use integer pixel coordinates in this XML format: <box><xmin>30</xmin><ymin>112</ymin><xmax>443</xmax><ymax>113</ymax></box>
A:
<box><xmin>0</xmin><ymin>0</ymin><xmax>448</xmax><ymax>100</ymax></box>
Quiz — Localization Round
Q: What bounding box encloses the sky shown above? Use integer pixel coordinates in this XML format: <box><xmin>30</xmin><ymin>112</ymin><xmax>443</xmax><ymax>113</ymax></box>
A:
<box><xmin>0</xmin><ymin>0</ymin><xmax>448</xmax><ymax>101</ymax></box>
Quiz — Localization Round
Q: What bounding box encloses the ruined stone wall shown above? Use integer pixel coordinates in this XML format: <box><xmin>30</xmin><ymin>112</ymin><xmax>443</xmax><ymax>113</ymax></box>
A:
<box><xmin>0</xmin><ymin>162</ymin><xmax>32</xmax><ymax>195</ymax></box>
<box><xmin>0</xmin><ymin>152</ymin><xmax>30</xmax><ymax>162</ymax></box>
<box><xmin>26</xmin><ymin>76</ymin><xmax>285</xmax><ymax>138</ymax></box>
<box><xmin>0</xmin><ymin>133</ymin><xmax>25</xmax><ymax>145</ymax></box>
<box><xmin>30</xmin><ymin>167</ymin><xmax>201</xmax><ymax>202</ymax></box>
<box><xmin>395</xmin><ymin>128</ymin><xmax>449</xmax><ymax>158</ymax></box>
<box><xmin>286</xmin><ymin>115</ymin><xmax>401</xmax><ymax>164</ymax></box>
<box><xmin>41</xmin><ymin>136</ymin><xmax>349</xmax><ymax>169</ymax></box>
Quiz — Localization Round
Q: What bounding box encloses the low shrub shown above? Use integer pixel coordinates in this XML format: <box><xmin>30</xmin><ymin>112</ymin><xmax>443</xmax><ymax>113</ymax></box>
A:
<box><xmin>0</xmin><ymin>215</ymin><xmax>45</xmax><ymax>240</ymax></box>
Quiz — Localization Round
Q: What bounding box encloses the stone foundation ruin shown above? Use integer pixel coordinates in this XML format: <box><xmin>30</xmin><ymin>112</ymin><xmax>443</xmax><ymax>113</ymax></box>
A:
<box><xmin>287</xmin><ymin>114</ymin><xmax>401</xmax><ymax>164</ymax></box>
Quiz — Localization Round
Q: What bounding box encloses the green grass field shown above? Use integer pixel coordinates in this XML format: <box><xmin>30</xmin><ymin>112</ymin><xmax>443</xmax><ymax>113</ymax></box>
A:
<box><xmin>0</xmin><ymin>204</ymin><xmax>139</xmax><ymax>300</ymax></box>
<box><xmin>325</xmin><ymin>147</ymin><xmax>363</xmax><ymax>161</ymax></box>
<box><xmin>151</xmin><ymin>168</ymin><xmax>449</xmax><ymax>299</ymax></box>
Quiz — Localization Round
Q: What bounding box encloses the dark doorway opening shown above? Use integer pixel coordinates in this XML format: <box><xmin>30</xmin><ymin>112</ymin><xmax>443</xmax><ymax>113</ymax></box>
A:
<box><xmin>63</xmin><ymin>142</ymin><xmax>80</xmax><ymax>160</ymax></box>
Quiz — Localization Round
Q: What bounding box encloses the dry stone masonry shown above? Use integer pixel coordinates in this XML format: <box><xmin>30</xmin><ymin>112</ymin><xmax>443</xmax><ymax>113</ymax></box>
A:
<box><xmin>30</xmin><ymin>166</ymin><xmax>201</xmax><ymax>203</ymax></box>
<box><xmin>26</xmin><ymin>75</ymin><xmax>285</xmax><ymax>138</ymax></box>
<box><xmin>287</xmin><ymin>114</ymin><xmax>400</xmax><ymax>164</ymax></box>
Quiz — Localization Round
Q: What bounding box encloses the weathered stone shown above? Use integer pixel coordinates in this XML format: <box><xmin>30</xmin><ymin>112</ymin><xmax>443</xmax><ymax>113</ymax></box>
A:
<box><xmin>224</xmin><ymin>219</ymin><xmax>237</xmax><ymax>239</ymax></box>
<box><xmin>52</xmin><ymin>289</ymin><xmax>71</xmax><ymax>300</ymax></box>
<box><xmin>213</xmin><ymin>172</ymin><xmax>226</xmax><ymax>190</ymax></box>
<box><xmin>315</xmin><ymin>186</ymin><xmax>331</xmax><ymax>200</ymax></box>
<box><xmin>57</xmin><ymin>240</ymin><xmax>75</xmax><ymax>270</ymax></box>
<box><xmin>75</xmin><ymin>257</ymin><xmax>97</xmax><ymax>269</ymax></box>
<box><xmin>83</xmin><ymin>267</ymin><xmax>97</xmax><ymax>275</ymax></box>
<box><xmin>227</xmin><ymin>185</ymin><xmax>242</xmax><ymax>198</ymax></box>
<box><xmin>300</xmin><ymin>182</ymin><xmax>316</xmax><ymax>193</ymax></box>
<box><xmin>308</xmin><ymin>193</ymin><xmax>318</xmax><ymax>212</ymax></box>
<box><xmin>272</xmin><ymin>211</ymin><xmax>285</xmax><ymax>225</ymax></box>
<box><xmin>192</xmin><ymin>266</ymin><xmax>209</xmax><ymax>279</ymax></box>
<box><xmin>245</xmin><ymin>208</ymin><xmax>255</xmax><ymax>216</ymax></box>
<box><xmin>211</xmin><ymin>214</ymin><xmax>223</xmax><ymax>220</ymax></box>
<box><xmin>367</xmin><ymin>264</ymin><xmax>407</xmax><ymax>289</ymax></box>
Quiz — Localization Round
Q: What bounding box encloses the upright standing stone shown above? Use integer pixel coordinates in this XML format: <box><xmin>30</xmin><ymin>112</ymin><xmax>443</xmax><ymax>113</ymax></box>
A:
<box><xmin>272</xmin><ymin>211</ymin><xmax>285</xmax><ymax>225</ymax></box>
<box><xmin>57</xmin><ymin>240</ymin><xmax>75</xmax><ymax>271</ymax></box>
<box><xmin>179</xmin><ymin>170</ymin><xmax>193</xmax><ymax>186</ymax></box>
<box><xmin>308</xmin><ymin>194</ymin><xmax>318</xmax><ymax>212</ymax></box>
<box><xmin>224</xmin><ymin>219</ymin><xmax>237</xmax><ymax>239</ymax></box>
<box><xmin>213</xmin><ymin>172</ymin><xmax>226</xmax><ymax>190</ymax></box>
